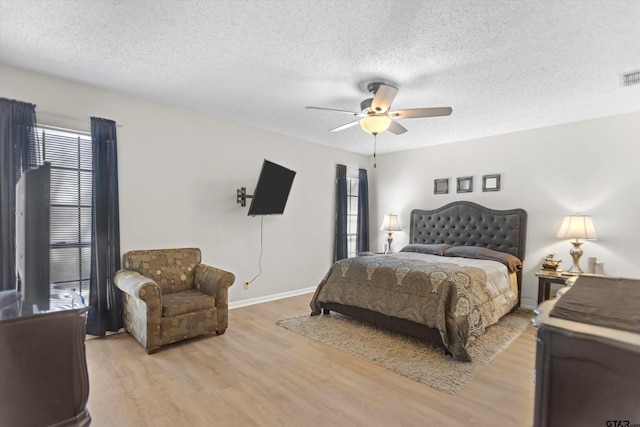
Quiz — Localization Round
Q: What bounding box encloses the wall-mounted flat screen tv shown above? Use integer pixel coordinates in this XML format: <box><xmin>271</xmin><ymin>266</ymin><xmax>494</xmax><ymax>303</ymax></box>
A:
<box><xmin>248</xmin><ymin>160</ymin><xmax>296</xmax><ymax>216</ymax></box>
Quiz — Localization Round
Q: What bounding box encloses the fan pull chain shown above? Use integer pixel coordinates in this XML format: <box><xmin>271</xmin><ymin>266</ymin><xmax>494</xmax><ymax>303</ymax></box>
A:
<box><xmin>373</xmin><ymin>133</ymin><xmax>377</xmax><ymax>168</ymax></box>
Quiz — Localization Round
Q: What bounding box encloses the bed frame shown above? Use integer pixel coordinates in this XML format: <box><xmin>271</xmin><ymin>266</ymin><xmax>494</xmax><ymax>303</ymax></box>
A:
<box><xmin>320</xmin><ymin>201</ymin><xmax>528</xmax><ymax>354</ymax></box>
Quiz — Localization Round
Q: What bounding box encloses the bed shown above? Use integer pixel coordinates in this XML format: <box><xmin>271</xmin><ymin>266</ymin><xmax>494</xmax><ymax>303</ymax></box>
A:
<box><xmin>310</xmin><ymin>201</ymin><xmax>527</xmax><ymax>362</ymax></box>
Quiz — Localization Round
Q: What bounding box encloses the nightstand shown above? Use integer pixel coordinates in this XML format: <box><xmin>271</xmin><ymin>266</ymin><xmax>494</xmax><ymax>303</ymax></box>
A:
<box><xmin>535</xmin><ymin>270</ymin><xmax>578</xmax><ymax>304</ymax></box>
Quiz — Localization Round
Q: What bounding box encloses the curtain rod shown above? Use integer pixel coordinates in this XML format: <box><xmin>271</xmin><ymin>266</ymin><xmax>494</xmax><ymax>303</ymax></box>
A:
<box><xmin>36</xmin><ymin>109</ymin><xmax>123</xmax><ymax>127</ymax></box>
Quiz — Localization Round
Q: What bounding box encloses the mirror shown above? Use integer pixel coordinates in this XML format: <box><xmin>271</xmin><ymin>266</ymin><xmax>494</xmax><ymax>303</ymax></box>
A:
<box><xmin>434</xmin><ymin>178</ymin><xmax>449</xmax><ymax>194</ymax></box>
<box><xmin>482</xmin><ymin>174</ymin><xmax>501</xmax><ymax>192</ymax></box>
<box><xmin>456</xmin><ymin>176</ymin><xmax>473</xmax><ymax>193</ymax></box>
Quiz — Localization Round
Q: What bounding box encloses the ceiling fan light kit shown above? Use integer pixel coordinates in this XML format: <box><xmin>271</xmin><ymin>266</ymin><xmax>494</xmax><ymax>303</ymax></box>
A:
<box><xmin>360</xmin><ymin>115</ymin><xmax>392</xmax><ymax>134</ymax></box>
<box><xmin>307</xmin><ymin>81</ymin><xmax>453</xmax><ymax>137</ymax></box>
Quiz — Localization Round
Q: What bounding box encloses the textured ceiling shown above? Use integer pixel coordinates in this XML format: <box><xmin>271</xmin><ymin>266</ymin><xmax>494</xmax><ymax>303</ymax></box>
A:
<box><xmin>1</xmin><ymin>0</ymin><xmax>639</xmax><ymax>155</ymax></box>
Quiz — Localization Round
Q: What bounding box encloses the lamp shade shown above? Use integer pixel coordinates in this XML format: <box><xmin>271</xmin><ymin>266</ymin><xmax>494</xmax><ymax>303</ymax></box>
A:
<box><xmin>380</xmin><ymin>214</ymin><xmax>401</xmax><ymax>232</ymax></box>
<box><xmin>556</xmin><ymin>214</ymin><xmax>597</xmax><ymax>240</ymax></box>
<box><xmin>360</xmin><ymin>115</ymin><xmax>392</xmax><ymax>135</ymax></box>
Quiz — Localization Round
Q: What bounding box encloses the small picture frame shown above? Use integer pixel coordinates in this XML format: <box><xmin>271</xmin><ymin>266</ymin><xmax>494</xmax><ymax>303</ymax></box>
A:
<box><xmin>456</xmin><ymin>176</ymin><xmax>473</xmax><ymax>193</ymax></box>
<box><xmin>434</xmin><ymin>178</ymin><xmax>449</xmax><ymax>194</ymax></box>
<box><xmin>482</xmin><ymin>174</ymin><xmax>501</xmax><ymax>192</ymax></box>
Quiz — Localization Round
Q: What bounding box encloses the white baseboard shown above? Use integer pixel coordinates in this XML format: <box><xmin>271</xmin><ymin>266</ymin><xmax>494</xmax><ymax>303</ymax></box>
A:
<box><xmin>229</xmin><ymin>288</ymin><xmax>540</xmax><ymax>312</ymax></box>
<box><xmin>229</xmin><ymin>286</ymin><xmax>316</xmax><ymax>310</ymax></box>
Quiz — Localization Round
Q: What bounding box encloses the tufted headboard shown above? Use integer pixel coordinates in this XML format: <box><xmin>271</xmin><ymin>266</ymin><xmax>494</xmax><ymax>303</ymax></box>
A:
<box><xmin>409</xmin><ymin>201</ymin><xmax>528</xmax><ymax>261</ymax></box>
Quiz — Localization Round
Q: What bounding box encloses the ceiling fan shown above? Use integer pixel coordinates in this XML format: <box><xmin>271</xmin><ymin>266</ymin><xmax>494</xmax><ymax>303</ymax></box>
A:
<box><xmin>306</xmin><ymin>82</ymin><xmax>452</xmax><ymax>136</ymax></box>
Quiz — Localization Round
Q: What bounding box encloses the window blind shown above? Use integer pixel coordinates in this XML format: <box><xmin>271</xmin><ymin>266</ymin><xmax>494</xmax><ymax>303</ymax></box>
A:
<box><xmin>39</xmin><ymin>126</ymin><xmax>93</xmax><ymax>301</ymax></box>
<box><xmin>347</xmin><ymin>176</ymin><xmax>359</xmax><ymax>258</ymax></box>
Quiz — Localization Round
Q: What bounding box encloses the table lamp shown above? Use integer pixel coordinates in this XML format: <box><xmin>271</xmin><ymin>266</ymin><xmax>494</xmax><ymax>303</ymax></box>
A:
<box><xmin>380</xmin><ymin>214</ymin><xmax>401</xmax><ymax>253</ymax></box>
<box><xmin>556</xmin><ymin>214</ymin><xmax>597</xmax><ymax>274</ymax></box>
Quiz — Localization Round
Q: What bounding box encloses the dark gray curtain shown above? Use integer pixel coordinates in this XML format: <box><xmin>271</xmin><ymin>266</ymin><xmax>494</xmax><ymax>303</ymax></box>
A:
<box><xmin>87</xmin><ymin>117</ymin><xmax>123</xmax><ymax>335</ymax></box>
<box><xmin>335</xmin><ymin>164</ymin><xmax>348</xmax><ymax>261</ymax></box>
<box><xmin>0</xmin><ymin>98</ymin><xmax>39</xmax><ymax>291</ymax></box>
<box><xmin>356</xmin><ymin>168</ymin><xmax>369</xmax><ymax>253</ymax></box>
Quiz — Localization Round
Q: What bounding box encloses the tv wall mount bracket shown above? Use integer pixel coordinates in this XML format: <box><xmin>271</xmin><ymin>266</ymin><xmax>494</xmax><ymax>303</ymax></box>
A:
<box><xmin>236</xmin><ymin>187</ymin><xmax>253</xmax><ymax>207</ymax></box>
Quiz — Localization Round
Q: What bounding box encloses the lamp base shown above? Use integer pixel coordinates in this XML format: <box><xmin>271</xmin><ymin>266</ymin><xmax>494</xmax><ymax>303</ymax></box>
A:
<box><xmin>385</xmin><ymin>233</ymin><xmax>394</xmax><ymax>254</ymax></box>
<box><xmin>567</xmin><ymin>241</ymin><xmax>584</xmax><ymax>274</ymax></box>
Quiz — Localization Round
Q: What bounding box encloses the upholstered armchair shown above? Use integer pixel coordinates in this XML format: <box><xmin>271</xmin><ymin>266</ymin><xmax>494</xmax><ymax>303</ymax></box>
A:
<box><xmin>113</xmin><ymin>248</ymin><xmax>235</xmax><ymax>354</ymax></box>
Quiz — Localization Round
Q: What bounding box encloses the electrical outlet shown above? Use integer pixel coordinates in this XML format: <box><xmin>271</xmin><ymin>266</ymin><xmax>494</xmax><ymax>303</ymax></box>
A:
<box><xmin>244</xmin><ymin>280</ymin><xmax>250</xmax><ymax>290</ymax></box>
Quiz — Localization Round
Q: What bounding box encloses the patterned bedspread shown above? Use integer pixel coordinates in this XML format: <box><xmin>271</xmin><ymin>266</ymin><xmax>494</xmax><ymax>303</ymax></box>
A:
<box><xmin>310</xmin><ymin>252</ymin><xmax>518</xmax><ymax>361</ymax></box>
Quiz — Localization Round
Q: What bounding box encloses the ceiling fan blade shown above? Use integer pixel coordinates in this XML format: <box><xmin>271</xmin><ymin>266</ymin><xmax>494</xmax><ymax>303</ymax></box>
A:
<box><xmin>390</xmin><ymin>107</ymin><xmax>452</xmax><ymax>119</ymax></box>
<box><xmin>329</xmin><ymin>120</ymin><xmax>361</xmax><ymax>132</ymax></box>
<box><xmin>371</xmin><ymin>84</ymin><xmax>398</xmax><ymax>113</ymax></box>
<box><xmin>388</xmin><ymin>120</ymin><xmax>408</xmax><ymax>135</ymax></box>
<box><xmin>306</xmin><ymin>106</ymin><xmax>361</xmax><ymax>116</ymax></box>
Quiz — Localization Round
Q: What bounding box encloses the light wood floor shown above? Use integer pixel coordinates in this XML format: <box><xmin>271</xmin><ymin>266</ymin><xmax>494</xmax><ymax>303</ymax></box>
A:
<box><xmin>86</xmin><ymin>293</ymin><xmax>536</xmax><ymax>426</ymax></box>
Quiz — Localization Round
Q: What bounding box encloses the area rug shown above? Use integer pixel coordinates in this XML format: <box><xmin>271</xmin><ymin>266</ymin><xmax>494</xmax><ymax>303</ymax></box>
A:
<box><xmin>276</xmin><ymin>310</ymin><xmax>531</xmax><ymax>395</ymax></box>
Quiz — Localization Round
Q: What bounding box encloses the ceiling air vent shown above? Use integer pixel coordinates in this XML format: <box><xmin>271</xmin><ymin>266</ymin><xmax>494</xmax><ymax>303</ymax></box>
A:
<box><xmin>622</xmin><ymin>70</ymin><xmax>640</xmax><ymax>87</ymax></box>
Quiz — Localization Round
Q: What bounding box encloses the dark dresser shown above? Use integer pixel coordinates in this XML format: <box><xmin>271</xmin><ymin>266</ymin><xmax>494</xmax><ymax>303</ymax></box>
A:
<box><xmin>0</xmin><ymin>289</ymin><xmax>91</xmax><ymax>426</ymax></box>
<box><xmin>532</xmin><ymin>276</ymin><xmax>640</xmax><ymax>427</ymax></box>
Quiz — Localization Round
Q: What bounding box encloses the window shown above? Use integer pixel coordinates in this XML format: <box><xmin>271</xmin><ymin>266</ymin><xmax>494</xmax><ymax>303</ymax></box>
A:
<box><xmin>346</xmin><ymin>176</ymin><xmax>359</xmax><ymax>258</ymax></box>
<box><xmin>38</xmin><ymin>126</ymin><xmax>93</xmax><ymax>302</ymax></box>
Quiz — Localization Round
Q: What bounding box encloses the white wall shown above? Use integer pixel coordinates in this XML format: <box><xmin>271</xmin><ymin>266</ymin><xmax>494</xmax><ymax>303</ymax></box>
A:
<box><xmin>370</xmin><ymin>112</ymin><xmax>640</xmax><ymax>308</ymax></box>
<box><xmin>0</xmin><ymin>66</ymin><xmax>369</xmax><ymax>306</ymax></box>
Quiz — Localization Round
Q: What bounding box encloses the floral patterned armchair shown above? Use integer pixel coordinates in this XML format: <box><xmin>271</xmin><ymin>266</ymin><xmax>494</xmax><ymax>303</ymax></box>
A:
<box><xmin>113</xmin><ymin>248</ymin><xmax>235</xmax><ymax>354</ymax></box>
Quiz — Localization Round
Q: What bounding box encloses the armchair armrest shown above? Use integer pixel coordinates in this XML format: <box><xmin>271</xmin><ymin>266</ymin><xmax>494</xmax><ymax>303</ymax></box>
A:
<box><xmin>113</xmin><ymin>270</ymin><xmax>161</xmax><ymax>320</ymax></box>
<box><xmin>114</xmin><ymin>269</ymin><xmax>163</xmax><ymax>352</ymax></box>
<box><xmin>194</xmin><ymin>264</ymin><xmax>235</xmax><ymax>298</ymax></box>
<box><xmin>194</xmin><ymin>264</ymin><xmax>235</xmax><ymax>333</ymax></box>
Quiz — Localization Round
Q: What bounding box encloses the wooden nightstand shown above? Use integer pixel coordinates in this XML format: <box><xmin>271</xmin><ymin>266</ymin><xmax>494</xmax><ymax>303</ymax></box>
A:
<box><xmin>535</xmin><ymin>270</ymin><xmax>578</xmax><ymax>304</ymax></box>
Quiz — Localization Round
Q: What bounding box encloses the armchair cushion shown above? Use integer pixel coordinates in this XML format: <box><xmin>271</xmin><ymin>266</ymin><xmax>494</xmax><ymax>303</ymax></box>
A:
<box><xmin>162</xmin><ymin>289</ymin><xmax>216</xmax><ymax>317</ymax></box>
<box><xmin>122</xmin><ymin>248</ymin><xmax>201</xmax><ymax>294</ymax></box>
